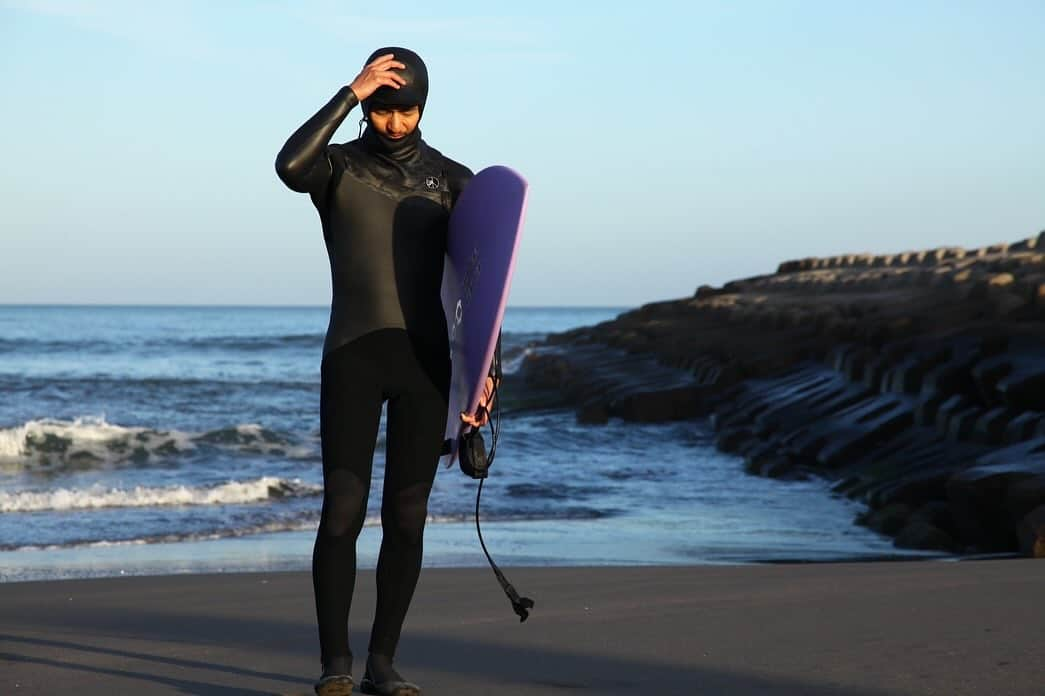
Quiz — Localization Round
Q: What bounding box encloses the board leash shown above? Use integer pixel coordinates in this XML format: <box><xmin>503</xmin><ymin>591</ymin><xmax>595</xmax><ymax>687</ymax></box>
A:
<box><xmin>469</xmin><ymin>338</ymin><xmax>534</xmax><ymax>622</ymax></box>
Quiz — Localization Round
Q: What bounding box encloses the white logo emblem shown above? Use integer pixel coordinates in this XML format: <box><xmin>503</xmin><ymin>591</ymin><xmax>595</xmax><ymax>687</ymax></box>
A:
<box><xmin>449</xmin><ymin>299</ymin><xmax>463</xmax><ymax>344</ymax></box>
<box><xmin>424</xmin><ymin>176</ymin><xmax>440</xmax><ymax>190</ymax></box>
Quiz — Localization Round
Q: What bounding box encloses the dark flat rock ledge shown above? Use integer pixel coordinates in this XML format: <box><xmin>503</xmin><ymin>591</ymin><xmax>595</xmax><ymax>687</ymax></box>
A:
<box><xmin>519</xmin><ymin>233</ymin><xmax>1045</xmax><ymax>558</ymax></box>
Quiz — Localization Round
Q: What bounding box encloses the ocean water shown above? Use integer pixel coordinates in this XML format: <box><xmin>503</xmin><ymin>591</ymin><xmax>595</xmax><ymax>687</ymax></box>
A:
<box><xmin>0</xmin><ymin>305</ymin><xmax>939</xmax><ymax>582</ymax></box>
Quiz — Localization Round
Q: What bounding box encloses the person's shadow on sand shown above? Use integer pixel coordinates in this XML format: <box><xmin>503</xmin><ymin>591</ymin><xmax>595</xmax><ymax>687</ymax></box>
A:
<box><xmin>0</xmin><ymin>628</ymin><xmax>900</xmax><ymax>696</ymax></box>
<box><xmin>0</xmin><ymin>633</ymin><xmax>299</xmax><ymax>695</ymax></box>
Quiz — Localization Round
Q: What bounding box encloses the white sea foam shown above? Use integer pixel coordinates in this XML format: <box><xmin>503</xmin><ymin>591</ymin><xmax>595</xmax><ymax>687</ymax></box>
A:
<box><xmin>0</xmin><ymin>476</ymin><xmax>321</xmax><ymax>513</ymax></box>
<box><xmin>0</xmin><ymin>416</ymin><xmax>313</xmax><ymax>470</ymax></box>
<box><xmin>502</xmin><ymin>346</ymin><xmax>533</xmax><ymax>375</ymax></box>
<box><xmin>0</xmin><ymin>415</ymin><xmax>139</xmax><ymax>456</ymax></box>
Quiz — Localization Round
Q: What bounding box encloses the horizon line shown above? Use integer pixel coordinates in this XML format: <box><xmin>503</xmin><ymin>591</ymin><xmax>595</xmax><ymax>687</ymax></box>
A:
<box><xmin>0</xmin><ymin>302</ymin><xmax>635</xmax><ymax>310</ymax></box>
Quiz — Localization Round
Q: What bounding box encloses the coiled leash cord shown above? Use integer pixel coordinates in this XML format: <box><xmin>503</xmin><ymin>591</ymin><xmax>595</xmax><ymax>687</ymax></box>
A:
<box><xmin>459</xmin><ymin>354</ymin><xmax>534</xmax><ymax>622</ymax></box>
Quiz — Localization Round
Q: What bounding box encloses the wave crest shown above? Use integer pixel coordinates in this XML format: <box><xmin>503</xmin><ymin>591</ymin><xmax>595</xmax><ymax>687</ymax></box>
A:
<box><xmin>0</xmin><ymin>475</ymin><xmax>321</xmax><ymax>513</ymax></box>
<box><xmin>0</xmin><ymin>417</ymin><xmax>314</xmax><ymax>470</ymax></box>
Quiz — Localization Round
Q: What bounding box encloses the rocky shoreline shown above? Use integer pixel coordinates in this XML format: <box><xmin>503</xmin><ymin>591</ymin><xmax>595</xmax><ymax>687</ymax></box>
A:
<box><xmin>517</xmin><ymin>232</ymin><xmax>1045</xmax><ymax>558</ymax></box>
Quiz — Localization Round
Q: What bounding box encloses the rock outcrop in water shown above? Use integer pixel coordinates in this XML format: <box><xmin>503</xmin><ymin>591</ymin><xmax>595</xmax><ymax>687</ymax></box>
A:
<box><xmin>519</xmin><ymin>232</ymin><xmax>1045</xmax><ymax>558</ymax></box>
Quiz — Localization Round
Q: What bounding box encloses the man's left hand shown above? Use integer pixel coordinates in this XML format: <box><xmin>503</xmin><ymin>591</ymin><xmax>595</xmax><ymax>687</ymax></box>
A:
<box><xmin>460</xmin><ymin>375</ymin><xmax>498</xmax><ymax>428</ymax></box>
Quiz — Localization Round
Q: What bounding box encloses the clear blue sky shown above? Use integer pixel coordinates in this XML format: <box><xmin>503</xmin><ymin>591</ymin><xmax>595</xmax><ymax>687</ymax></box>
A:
<box><xmin>1</xmin><ymin>0</ymin><xmax>1042</xmax><ymax>306</ymax></box>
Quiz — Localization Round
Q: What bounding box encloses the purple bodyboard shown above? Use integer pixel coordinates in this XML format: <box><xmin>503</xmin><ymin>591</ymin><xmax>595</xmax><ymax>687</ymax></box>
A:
<box><xmin>441</xmin><ymin>165</ymin><xmax>528</xmax><ymax>465</ymax></box>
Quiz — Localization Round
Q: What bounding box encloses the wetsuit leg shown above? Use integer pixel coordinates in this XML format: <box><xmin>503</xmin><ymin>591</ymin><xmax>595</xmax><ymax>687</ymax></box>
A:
<box><xmin>313</xmin><ymin>338</ymin><xmax>385</xmax><ymax>668</ymax></box>
<box><xmin>368</xmin><ymin>332</ymin><xmax>450</xmax><ymax>659</ymax></box>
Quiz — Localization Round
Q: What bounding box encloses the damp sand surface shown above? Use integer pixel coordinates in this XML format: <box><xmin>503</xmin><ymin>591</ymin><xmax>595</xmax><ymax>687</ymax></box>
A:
<box><xmin>1</xmin><ymin>560</ymin><xmax>1042</xmax><ymax>695</ymax></box>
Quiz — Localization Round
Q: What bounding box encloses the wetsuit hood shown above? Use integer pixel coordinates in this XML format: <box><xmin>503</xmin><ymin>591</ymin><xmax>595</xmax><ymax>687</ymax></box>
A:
<box><xmin>361</xmin><ymin>46</ymin><xmax>429</xmax><ymax>119</ymax></box>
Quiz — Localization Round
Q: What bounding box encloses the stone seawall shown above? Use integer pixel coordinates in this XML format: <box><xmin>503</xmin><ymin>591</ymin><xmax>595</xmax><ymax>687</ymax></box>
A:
<box><xmin>518</xmin><ymin>232</ymin><xmax>1045</xmax><ymax>557</ymax></box>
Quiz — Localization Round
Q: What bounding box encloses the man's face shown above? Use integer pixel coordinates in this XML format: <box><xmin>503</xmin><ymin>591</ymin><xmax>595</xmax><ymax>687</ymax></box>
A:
<box><xmin>369</xmin><ymin>105</ymin><xmax>421</xmax><ymax>139</ymax></box>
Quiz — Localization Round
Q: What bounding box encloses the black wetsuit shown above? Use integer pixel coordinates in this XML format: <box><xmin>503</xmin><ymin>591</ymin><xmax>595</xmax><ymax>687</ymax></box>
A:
<box><xmin>275</xmin><ymin>86</ymin><xmax>472</xmax><ymax>669</ymax></box>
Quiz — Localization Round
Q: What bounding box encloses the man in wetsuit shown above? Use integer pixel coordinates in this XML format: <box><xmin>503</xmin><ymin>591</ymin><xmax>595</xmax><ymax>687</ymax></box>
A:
<box><xmin>275</xmin><ymin>48</ymin><xmax>491</xmax><ymax>696</ymax></box>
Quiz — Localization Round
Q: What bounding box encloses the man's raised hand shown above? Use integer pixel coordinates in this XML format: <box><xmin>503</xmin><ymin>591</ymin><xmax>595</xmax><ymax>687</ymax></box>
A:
<box><xmin>348</xmin><ymin>53</ymin><xmax>406</xmax><ymax>102</ymax></box>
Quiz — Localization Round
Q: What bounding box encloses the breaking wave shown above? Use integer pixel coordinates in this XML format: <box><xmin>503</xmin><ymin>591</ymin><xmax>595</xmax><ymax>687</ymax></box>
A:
<box><xmin>0</xmin><ymin>416</ymin><xmax>315</xmax><ymax>470</ymax></box>
<box><xmin>0</xmin><ymin>476</ymin><xmax>321</xmax><ymax>513</ymax></box>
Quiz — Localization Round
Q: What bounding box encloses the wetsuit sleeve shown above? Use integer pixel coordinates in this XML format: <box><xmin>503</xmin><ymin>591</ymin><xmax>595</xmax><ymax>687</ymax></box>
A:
<box><xmin>274</xmin><ymin>86</ymin><xmax>359</xmax><ymax>194</ymax></box>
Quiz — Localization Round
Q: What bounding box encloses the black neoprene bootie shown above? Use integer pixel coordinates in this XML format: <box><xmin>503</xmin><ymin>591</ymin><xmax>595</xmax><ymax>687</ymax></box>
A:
<box><xmin>314</xmin><ymin>655</ymin><xmax>354</xmax><ymax>696</ymax></box>
<box><xmin>360</xmin><ymin>653</ymin><xmax>421</xmax><ymax>696</ymax></box>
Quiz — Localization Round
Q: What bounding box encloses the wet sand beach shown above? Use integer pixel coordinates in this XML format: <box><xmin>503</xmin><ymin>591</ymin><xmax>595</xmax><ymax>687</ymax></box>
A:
<box><xmin>1</xmin><ymin>559</ymin><xmax>1042</xmax><ymax>695</ymax></box>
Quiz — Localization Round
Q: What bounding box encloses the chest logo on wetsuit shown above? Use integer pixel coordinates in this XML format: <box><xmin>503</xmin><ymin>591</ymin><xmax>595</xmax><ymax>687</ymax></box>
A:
<box><xmin>424</xmin><ymin>176</ymin><xmax>440</xmax><ymax>190</ymax></box>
